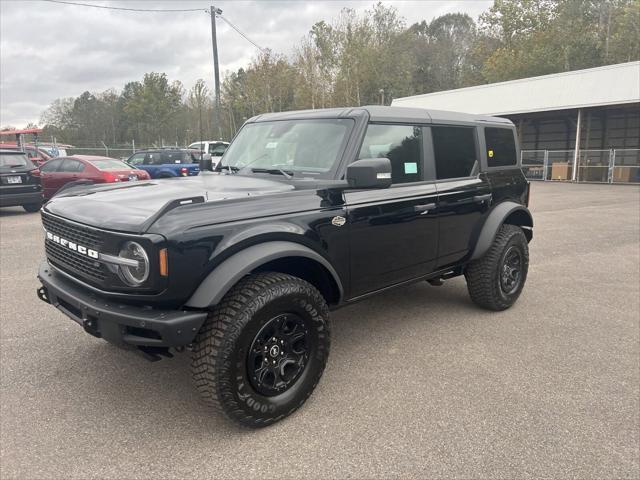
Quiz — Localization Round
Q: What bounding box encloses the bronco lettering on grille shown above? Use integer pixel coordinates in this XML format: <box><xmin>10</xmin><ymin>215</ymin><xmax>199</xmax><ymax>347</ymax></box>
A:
<box><xmin>45</xmin><ymin>230</ymin><xmax>99</xmax><ymax>259</ymax></box>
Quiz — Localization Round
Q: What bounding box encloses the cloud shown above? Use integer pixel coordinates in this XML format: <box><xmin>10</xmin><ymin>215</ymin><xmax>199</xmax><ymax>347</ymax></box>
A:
<box><xmin>0</xmin><ymin>0</ymin><xmax>491</xmax><ymax>127</ymax></box>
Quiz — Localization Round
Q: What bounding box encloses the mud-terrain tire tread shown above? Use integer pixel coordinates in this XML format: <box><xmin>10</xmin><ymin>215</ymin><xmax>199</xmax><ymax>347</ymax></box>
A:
<box><xmin>465</xmin><ymin>224</ymin><xmax>528</xmax><ymax>311</ymax></box>
<box><xmin>190</xmin><ymin>271</ymin><xmax>330</xmax><ymax>428</ymax></box>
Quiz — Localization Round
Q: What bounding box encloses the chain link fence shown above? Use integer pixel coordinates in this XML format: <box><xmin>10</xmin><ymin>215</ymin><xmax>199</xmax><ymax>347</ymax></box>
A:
<box><xmin>66</xmin><ymin>142</ymin><xmax>185</xmax><ymax>160</ymax></box>
<box><xmin>521</xmin><ymin>148</ymin><xmax>640</xmax><ymax>184</ymax></box>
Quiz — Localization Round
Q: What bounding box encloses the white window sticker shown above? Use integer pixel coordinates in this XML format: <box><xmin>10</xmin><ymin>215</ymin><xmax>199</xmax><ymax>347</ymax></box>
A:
<box><xmin>265</xmin><ymin>142</ymin><xmax>278</xmax><ymax>149</ymax></box>
<box><xmin>404</xmin><ymin>162</ymin><xmax>418</xmax><ymax>174</ymax></box>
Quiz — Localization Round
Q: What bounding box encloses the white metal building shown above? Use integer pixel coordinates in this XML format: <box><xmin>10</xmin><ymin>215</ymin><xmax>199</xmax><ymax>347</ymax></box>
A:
<box><xmin>393</xmin><ymin>62</ymin><xmax>640</xmax><ymax>183</ymax></box>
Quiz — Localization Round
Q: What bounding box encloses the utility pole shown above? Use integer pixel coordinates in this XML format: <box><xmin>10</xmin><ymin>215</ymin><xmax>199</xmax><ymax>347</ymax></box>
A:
<box><xmin>210</xmin><ymin>6</ymin><xmax>223</xmax><ymax>139</ymax></box>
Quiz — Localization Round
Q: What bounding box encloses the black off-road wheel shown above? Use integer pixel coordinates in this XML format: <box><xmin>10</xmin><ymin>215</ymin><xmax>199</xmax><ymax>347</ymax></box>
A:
<box><xmin>22</xmin><ymin>203</ymin><xmax>41</xmax><ymax>213</ymax></box>
<box><xmin>465</xmin><ymin>224</ymin><xmax>529</xmax><ymax>311</ymax></box>
<box><xmin>191</xmin><ymin>272</ymin><xmax>330</xmax><ymax>428</ymax></box>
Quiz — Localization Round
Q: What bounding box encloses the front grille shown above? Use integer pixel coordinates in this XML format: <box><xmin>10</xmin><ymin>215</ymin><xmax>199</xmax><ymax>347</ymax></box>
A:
<box><xmin>42</xmin><ymin>213</ymin><xmax>103</xmax><ymax>250</ymax></box>
<box><xmin>45</xmin><ymin>241</ymin><xmax>106</xmax><ymax>282</ymax></box>
<box><xmin>42</xmin><ymin>213</ymin><xmax>106</xmax><ymax>284</ymax></box>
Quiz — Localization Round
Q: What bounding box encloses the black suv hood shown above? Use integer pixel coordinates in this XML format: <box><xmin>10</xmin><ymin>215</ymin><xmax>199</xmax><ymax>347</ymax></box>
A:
<box><xmin>44</xmin><ymin>173</ymin><xmax>295</xmax><ymax>232</ymax></box>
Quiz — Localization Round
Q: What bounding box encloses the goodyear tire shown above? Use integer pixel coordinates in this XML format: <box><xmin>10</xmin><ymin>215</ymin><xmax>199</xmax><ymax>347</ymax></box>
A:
<box><xmin>465</xmin><ymin>224</ymin><xmax>529</xmax><ymax>311</ymax></box>
<box><xmin>191</xmin><ymin>272</ymin><xmax>330</xmax><ymax>428</ymax></box>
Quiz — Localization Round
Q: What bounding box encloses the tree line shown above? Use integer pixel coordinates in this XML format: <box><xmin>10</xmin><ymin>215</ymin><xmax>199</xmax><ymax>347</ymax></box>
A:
<box><xmin>19</xmin><ymin>0</ymin><xmax>640</xmax><ymax>147</ymax></box>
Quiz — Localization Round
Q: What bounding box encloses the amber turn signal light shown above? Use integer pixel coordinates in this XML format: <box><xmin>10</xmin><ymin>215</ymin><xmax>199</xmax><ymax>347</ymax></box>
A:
<box><xmin>159</xmin><ymin>248</ymin><xmax>168</xmax><ymax>277</ymax></box>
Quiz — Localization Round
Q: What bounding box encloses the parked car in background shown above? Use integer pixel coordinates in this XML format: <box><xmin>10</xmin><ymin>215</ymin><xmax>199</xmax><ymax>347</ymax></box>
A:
<box><xmin>0</xmin><ymin>149</ymin><xmax>42</xmax><ymax>212</ymax></box>
<box><xmin>0</xmin><ymin>144</ymin><xmax>52</xmax><ymax>167</ymax></box>
<box><xmin>188</xmin><ymin>140</ymin><xmax>228</xmax><ymax>164</ymax></box>
<box><xmin>39</xmin><ymin>155</ymin><xmax>150</xmax><ymax>201</ymax></box>
<box><xmin>126</xmin><ymin>148</ymin><xmax>201</xmax><ymax>178</ymax></box>
<box><xmin>38</xmin><ymin>143</ymin><xmax>72</xmax><ymax>158</ymax></box>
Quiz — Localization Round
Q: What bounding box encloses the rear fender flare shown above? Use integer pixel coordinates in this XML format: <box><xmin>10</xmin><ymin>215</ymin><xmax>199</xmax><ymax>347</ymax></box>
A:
<box><xmin>470</xmin><ymin>201</ymin><xmax>533</xmax><ymax>261</ymax></box>
<box><xmin>185</xmin><ymin>241</ymin><xmax>343</xmax><ymax>308</ymax></box>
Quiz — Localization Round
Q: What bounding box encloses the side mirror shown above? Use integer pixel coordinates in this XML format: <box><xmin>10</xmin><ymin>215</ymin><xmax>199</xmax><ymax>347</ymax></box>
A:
<box><xmin>200</xmin><ymin>153</ymin><xmax>213</xmax><ymax>172</ymax></box>
<box><xmin>346</xmin><ymin>158</ymin><xmax>392</xmax><ymax>189</ymax></box>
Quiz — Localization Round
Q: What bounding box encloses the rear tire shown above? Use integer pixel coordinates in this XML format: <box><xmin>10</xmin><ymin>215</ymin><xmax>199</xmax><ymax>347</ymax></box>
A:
<box><xmin>465</xmin><ymin>224</ymin><xmax>529</xmax><ymax>311</ymax></box>
<box><xmin>191</xmin><ymin>272</ymin><xmax>330</xmax><ymax>428</ymax></box>
<box><xmin>22</xmin><ymin>203</ymin><xmax>41</xmax><ymax>213</ymax></box>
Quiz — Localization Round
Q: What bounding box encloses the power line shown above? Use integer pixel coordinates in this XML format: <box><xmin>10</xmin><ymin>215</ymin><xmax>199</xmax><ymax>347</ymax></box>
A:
<box><xmin>41</xmin><ymin>0</ymin><xmax>207</xmax><ymax>13</ymax></box>
<box><xmin>42</xmin><ymin>0</ymin><xmax>267</xmax><ymax>52</ymax></box>
<box><xmin>216</xmin><ymin>14</ymin><xmax>267</xmax><ymax>53</ymax></box>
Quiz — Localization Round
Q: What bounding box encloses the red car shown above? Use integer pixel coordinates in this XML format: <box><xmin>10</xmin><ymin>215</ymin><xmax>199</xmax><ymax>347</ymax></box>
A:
<box><xmin>37</xmin><ymin>155</ymin><xmax>150</xmax><ymax>201</ymax></box>
<box><xmin>0</xmin><ymin>144</ymin><xmax>52</xmax><ymax>167</ymax></box>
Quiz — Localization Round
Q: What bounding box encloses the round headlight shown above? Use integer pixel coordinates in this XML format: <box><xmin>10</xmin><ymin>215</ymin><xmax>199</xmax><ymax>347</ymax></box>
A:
<box><xmin>118</xmin><ymin>241</ymin><xmax>149</xmax><ymax>286</ymax></box>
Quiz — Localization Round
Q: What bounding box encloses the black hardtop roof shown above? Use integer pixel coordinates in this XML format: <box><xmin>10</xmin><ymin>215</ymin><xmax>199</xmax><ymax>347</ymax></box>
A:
<box><xmin>248</xmin><ymin>105</ymin><xmax>513</xmax><ymax>127</ymax></box>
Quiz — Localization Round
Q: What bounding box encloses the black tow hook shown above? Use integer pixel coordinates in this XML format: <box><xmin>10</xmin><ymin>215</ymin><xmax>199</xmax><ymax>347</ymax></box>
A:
<box><xmin>36</xmin><ymin>286</ymin><xmax>50</xmax><ymax>304</ymax></box>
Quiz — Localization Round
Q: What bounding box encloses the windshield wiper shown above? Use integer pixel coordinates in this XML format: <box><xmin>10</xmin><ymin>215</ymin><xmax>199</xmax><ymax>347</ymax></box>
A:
<box><xmin>217</xmin><ymin>165</ymin><xmax>239</xmax><ymax>173</ymax></box>
<box><xmin>251</xmin><ymin>168</ymin><xmax>294</xmax><ymax>179</ymax></box>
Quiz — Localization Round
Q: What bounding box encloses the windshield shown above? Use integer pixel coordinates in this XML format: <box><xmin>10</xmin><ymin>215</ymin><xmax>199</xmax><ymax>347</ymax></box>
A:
<box><xmin>0</xmin><ymin>153</ymin><xmax>29</xmax><ymax>168</ymax></box>
<box><xmin>90</xmin><ymin>158</ymin><xmax>132</xmax><ymax>170</ymax></box>
<box><xmin>220</xmin><ymin>119</ymin><xmax>353</xmax><ymax>178</ymax></box>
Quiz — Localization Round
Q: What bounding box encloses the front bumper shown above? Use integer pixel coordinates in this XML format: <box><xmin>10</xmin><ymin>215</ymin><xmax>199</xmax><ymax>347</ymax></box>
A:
<box><xmin>37</xmin><ymin>262</ymin><xmax>207</xmax><ymax>348</ymax></box>
<box><xmin>0</xmin><ymin>190</ymin><xmax>42</xmax><ymax>207</ymax></box>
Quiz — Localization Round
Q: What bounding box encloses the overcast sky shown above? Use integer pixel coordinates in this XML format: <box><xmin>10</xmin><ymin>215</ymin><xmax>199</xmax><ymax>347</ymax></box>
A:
<box><xmin>0</xmin><ymin>0</ymin><xmax>491</xmax><ymax>127</ymax></box>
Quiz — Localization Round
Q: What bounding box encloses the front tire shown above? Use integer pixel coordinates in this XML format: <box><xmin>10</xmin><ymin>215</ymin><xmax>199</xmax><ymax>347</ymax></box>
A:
<box><xmin>465</xmin><ymin>224</ymin><xmax>529</xmax><ymax>311</ymax></box>
<box><xmin>22</xmin><ymin>203</ymin><xmax>41</xmax><ymax>213</ymax></box>
<box><xmin>191</xmin><ymin>272</ymin><xmax>330</xmax><ymax>428</ymax></box>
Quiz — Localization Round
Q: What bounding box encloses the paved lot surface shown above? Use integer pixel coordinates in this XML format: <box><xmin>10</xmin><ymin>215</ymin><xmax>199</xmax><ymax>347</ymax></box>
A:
<box><xmin>1</xmin><ymin>182</ymin><xmax>639</xmax><ymax>479</ymax></box>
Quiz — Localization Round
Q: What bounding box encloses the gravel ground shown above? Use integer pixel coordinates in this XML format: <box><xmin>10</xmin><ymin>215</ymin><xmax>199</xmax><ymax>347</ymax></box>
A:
<box><xmin>1</xmin><ymin>181</ymin><xmax>638</xmax><ymax>479</ymax></box>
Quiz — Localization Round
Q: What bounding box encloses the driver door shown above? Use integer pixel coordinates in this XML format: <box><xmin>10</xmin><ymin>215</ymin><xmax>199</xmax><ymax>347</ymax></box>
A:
<box><xmin>346</xmin><ymin>124</ymin><xmax>439</xmax><ymax>297</ymax></box>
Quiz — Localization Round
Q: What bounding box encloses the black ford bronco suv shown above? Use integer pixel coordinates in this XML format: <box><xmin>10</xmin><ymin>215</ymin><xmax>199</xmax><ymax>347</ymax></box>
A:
<box><xmin>37</xmin><ymin>106</ymin><xmax>532</xmax><ymax>427</ymax></box>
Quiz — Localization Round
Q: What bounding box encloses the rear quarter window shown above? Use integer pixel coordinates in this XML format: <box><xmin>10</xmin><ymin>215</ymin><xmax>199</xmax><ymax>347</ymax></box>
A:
<box><xmin>485</xmin><ymin>127</ymin><xmax>517</xmax><ymax>167</ymax></box>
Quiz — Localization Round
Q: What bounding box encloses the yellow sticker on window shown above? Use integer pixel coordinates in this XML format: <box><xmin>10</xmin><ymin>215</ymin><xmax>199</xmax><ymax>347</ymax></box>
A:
<box><xmin>488</xmin><ymin>150</ymin><xmax>494</xmax><ymax>158</ymax></box>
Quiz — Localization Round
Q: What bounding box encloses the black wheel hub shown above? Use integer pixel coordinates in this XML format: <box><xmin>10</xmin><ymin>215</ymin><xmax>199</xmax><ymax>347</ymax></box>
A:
<box><xmin>247</xmin><ymin>313</ymin><xmax>310</xmax><ymax>396</ymax></box>
<box><xmin>500</xmin><ymin>246</ymin><xmax>522</xmax><ymax>294</ymax></box>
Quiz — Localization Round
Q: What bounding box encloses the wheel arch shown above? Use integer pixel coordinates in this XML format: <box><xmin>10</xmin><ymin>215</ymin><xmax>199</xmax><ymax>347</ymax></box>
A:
<box><xmin>185</xmin><ymin>241</ymin><xmax>344</xmax><ymax>309</ymax></box>
<box><xmin>470</xmin><ymin>201</ymin><xmax>533</xmax><ymax>261</ymax></box>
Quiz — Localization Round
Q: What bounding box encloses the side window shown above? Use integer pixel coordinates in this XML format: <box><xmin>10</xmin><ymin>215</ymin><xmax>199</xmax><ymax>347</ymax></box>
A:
<box><xmin>432</xmin><ymin>126</ymin><xmax>478</xmax><ymax>180</ymax></box>
<box><xmin>358</xmin><ymin>124</ymin><xmax>423</xmax><ymax>184</ymax></box>
<box><xmin>60</xmin><ymin>159</ymin><xmax>84</xmax><ymax>172</ymax></box>
<box><xmin>128</xmin><ymin>153</ymin><xmax>145</xmax><ymax>166</ymax></box>
<box><xmin>145</xmin><ymin>152</ymin><xmax>162</xmax><ymax>165</ymax></box>
<box><xmin>210</xmin><ymin>144</ymin><xmax>228</xmax><ymax>156</ymax></box>
<box><xmin>485</xmin><ymin>127</ymin><xmax>517</xmax><ymax>167</ymax></box>
<box><xmin>182</xmin><ymin>152</ymin><xmax>197</xmax><ymax>164</ymax></box>
<box><xmin>161</xmin><ymin>152</ymin><xmax>182</xmax><ymax>164</ymax></box>
<box><xmin>40</xmin><ymin>159</ymin><xmax>62</xmax><ymax>172</ymax></box>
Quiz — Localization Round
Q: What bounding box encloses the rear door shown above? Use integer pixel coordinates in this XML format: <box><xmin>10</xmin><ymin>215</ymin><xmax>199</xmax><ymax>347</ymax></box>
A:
<box><xmin>40</xmin><ymin>158</ymin><xmax>64</xmax><ymax>199</ymax></box>
<box><xmin>346</xmin><ymin>123</ymin><xmax>439</xmax><ymax>297</ymax></box>
<box><xmin>52</xmin><ymin>158</ymin><xmax>85</xmax><ymax>196</ymax></box>
<box><xmin>430</xmin><ymin>125</ymin><xmax>492</xmax><ymax>268</ymax></box>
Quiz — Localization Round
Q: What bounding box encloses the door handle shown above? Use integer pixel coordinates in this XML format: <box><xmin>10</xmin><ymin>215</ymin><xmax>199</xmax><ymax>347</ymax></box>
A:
<box><xmin>473</xmin><ymin>194</ymin><xmax>492</xmax><ymax>203</ymax></box>
<box><xmin>414</xmin><ymin>203</ymin><xmax>436</xmax><ymax>214</ymax></box>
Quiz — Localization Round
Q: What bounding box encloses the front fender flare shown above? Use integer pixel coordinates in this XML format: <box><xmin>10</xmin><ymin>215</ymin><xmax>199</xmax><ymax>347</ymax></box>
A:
<box><xmin>470</xmin><ymin>201</ymin><xmax>533</xmax><ymax>261</ymax></box>
<box><xmin>185</xmin><ymin>241</ymin><xmax>344</xmax><ymax>308</ymax></box>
